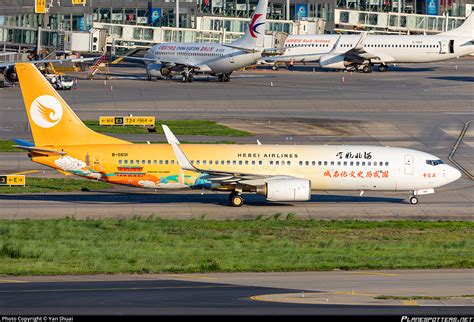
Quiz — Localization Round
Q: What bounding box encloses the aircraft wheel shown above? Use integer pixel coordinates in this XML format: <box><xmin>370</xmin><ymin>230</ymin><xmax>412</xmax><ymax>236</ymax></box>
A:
<box><xmin>181</xmin><ymin>73</ymin><xmax>188</xmax><ymax>83</ymax></box>
<box><xmin>147</xmin><ymin>75</ymin><xmax>152</xmax><ymax>81</ymax></box>
<box><xmin>229</xmin><ymin>192</ymin><xmax>244</xmax><ymax>207</ymax></box>
<box><xmin>272</xmin><ymin>65</ymin><xmax>279</xmax><ymax>71</ymax></box>
<box><xmin>409</xmin><ymin>196</ymin><xmax>419</xmax><ymax>205</ymax></box>
<box><xmin>223</xmin><ymin>73</ymin><xmax>230</xmax><ymax>82</ymax></box>
<box><xmin>218</xmin><ymin>74</ymin><xmax>224</xmax><ymax>82</ymax></box>
<box><xmin>187</xmin><ymin>73</ymin><xmax>194</xmax><ymax>83</ymax></box>
<box><xmin>362</xmin><ymin>65</ymin><xmax>372</xmax><ymax>73</ymax></box>
<box><xmin>378</xmin><ymin>64</ymin><xmax>388</xmax><ymax>72</ymax></box>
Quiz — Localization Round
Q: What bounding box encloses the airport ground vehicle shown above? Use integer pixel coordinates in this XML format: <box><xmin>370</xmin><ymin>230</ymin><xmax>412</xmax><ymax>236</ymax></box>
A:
<box><xmin>46</xmin><ymin>74</ymin><xmax>75</xmax><ymax>90</ymax></box>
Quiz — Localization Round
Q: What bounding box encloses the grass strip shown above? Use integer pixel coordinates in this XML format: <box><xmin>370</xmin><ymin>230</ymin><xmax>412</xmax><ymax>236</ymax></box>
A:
<box><xmin>0</xmin><ymin>219</ymin><xmax>472</xmax><ymax>275</ymax></box>
<box><xmin>0</xmin><ymin>140</ymin><xmax>17</xmax><ymax>152</ymax></box>
<box><xmin>83</xmin><ymin>120</ymin><xmax>250</xmax><ymax>136</ymax></box>
<box><xmin>0</xmin><ymin>177</ymin><xmax>110</xmax><ymax>194</ymax></box>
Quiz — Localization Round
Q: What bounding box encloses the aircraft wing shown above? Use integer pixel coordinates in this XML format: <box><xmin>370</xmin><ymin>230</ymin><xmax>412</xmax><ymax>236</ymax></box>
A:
<box><xmin>223</xmin><ymin>44</ymin><xmax>260</xmax><ymax>53</ymax></box>
<box><xmin>164</xmin><ymin>125</ymin><xmax>302</xmax><ymax>187</ymax></box>
<box><xmin>0</xmin><ymin>57</ymin><xmax>96</xmax><ymax>68</ymax></box>
<box><xmin>339</xmin><ymin>32</ymin><xmax>395</xmax><ymax>63</ymax></box>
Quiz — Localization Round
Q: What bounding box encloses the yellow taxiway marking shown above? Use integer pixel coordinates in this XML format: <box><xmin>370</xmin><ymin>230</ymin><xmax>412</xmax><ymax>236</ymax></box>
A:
<box><xmin>348</xmin><ymin>272</ymin><xmax>399</xmax><ymax>277</ymax></box>
<box><xmin>0</xmin><ymin>279</ymin><xmax>28</xmax><ymax>283</ymax></box>
<box><xmin>402</xmin><ymin>300</ymin><xmax>419</xmax><ymax>306</ymax></box>
<box><xmin>8</xmin><ymin>170</ymin><xmax>41</xmax><ymax>176</ymax></box>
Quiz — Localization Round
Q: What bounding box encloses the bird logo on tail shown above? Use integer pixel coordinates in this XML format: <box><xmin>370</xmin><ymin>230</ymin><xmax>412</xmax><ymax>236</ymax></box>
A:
<box><xmin>30</xmin><ymin>95</ymin><xmax>63</xmax><ymax>128</ymax></box>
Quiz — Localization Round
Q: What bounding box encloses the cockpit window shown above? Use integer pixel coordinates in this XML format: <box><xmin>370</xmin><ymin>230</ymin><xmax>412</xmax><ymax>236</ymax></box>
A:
<box><xmin>426</xmin><ymin>159</ymin><xmax>444</xmax><ymax>166</ymax></box>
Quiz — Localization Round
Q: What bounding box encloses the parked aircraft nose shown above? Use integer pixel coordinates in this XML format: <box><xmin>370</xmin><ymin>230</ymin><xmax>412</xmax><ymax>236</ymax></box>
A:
<box><xmin>446</xmin><ymin>165</ymin><xmax>462</xmax><ymax>183</ymax></box>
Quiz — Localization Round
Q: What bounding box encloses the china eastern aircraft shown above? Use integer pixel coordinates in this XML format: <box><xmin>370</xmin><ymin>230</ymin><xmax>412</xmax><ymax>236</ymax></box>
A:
<box><xmin>13</xmin><ymin>63</ymin><xmax>461</xmax><ymax>206</ymax></box>
<box><xmin>264</xmin><ymin>12</ymin><xmax>474</xmax><ymax>72</ymax></box>
<box><xmin>130</xmin><ymin>0</ymin><xmax>268</xmax><ymax>82</ymax></box>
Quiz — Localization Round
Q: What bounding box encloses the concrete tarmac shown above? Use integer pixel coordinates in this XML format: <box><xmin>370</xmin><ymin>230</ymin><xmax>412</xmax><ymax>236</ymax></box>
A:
<box><xmin>0</xmin><ymin>59</ymin><xmax>473</xmax><ymax>219</ymax></box>
<box><xmin>0</xmin><ymin>270</ymin><xmax>472</xmax><ymax>315</ymax></box>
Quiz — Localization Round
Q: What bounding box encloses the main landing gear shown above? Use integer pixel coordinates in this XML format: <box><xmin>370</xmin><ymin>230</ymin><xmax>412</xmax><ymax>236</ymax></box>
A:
<box><xmin>181</xmin><ymin>70</ymin><xmax>194</xmax><ymax>83</ymax></box>
<box><xmin>218</xmin><ymin>73</ymin><xmax>231</xmax><ymax>82</ymax></box>
<box><xmin>361</xmin><ymin>64</ymin><xmax>373</xmax><ymax>73</ymax></box>
<box><xmin>229</xmin><ymin>191</ymin><xmax>244</xmax><ymax>207</ymax></box>
<box><xmin>378</xmin><ymin>64</ymin><xmax>388</xmax><ymax>72</ymax></box>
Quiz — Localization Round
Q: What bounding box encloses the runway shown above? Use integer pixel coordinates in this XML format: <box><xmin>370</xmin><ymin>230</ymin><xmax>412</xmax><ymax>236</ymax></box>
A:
<box><xmin>0</xmin><ymin>270</ymin><xmax>472</xmax><ymax>315</ymax></box>
<box><xmin>0</xmin><ymin>59</ymin><xmax>473</xmax><ymax>219</ymax></box>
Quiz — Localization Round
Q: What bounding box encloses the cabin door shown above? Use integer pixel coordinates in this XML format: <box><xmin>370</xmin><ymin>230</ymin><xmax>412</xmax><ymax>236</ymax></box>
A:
<box><xmin>404</xmin><ymin>154</ymin><xmax>414</xmax><ymax>175</ymax></box>
<box><xmin>93</xmin><ymin>153</ymin><xmax>103</xmax><ymax>172</ymax></box>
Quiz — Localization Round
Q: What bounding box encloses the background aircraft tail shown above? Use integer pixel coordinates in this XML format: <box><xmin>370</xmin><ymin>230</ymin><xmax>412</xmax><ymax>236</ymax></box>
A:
<box><xmin>440</xmin><ymin>12</ymin><xmax>474</xmax><ymax>37</ymax></box>
<box><xmin>15</xmin><ymin>63</ymin><xmax>130</xmax><ymax>147</ymax></box>
<box><xmin>230</xmin><ymin>0</ymin><xmax>268</xmax><ymax>50</ymax></box>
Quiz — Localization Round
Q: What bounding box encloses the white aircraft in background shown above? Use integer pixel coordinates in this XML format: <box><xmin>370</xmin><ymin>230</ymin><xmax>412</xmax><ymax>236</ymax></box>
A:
<box><xmin>264</xmin><ymin>12</ymin><xmax>474</xmax><ymax>73</ymax></box>
<box><xmin>129</xmin><ymin>0</ymin><xmax>268</xmax><ymax>82</ymax></box>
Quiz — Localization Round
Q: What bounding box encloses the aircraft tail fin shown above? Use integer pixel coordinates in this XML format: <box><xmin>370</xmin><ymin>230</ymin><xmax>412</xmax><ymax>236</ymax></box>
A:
<box><xmin>440</xmin><ymin>12</ymin><xmax>474</xmax><ymax>37</ymax></box>
<box><xmin>15</xmin><ymin>63</ymin><xmax>130</xmax><ymax>147</ymax></box>
<box><xmin>230</xmin><ymin>0</ymin><xmax>268</xmax><ymax>50</ymax></box>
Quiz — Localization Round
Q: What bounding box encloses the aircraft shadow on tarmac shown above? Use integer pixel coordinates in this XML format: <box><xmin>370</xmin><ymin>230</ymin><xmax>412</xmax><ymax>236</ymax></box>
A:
<box><xmin>428</xmin><ymin>76</ymin><xmax>474</xmax><ymax>82</ymax></box>
<box><xmin>0</xmin><ymin>191</ymin><xmax>406</xmax><ymax>206</ymax></box>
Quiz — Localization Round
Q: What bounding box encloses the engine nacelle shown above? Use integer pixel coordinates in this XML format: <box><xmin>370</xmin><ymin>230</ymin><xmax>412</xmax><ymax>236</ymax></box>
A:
<box><xmin>257</xmin><ymin>178</ymin><xmax>311</xmax><ymax>202</ymax></box>
<box><xmin>146</xmin><ymin>63</ymin><xmax>171</xmax><ymax>79</ymax></box>
<box><xmin>319</xmin><ymin>54</ymin><xmax>350</xmax><ymax>70</ymax></box>
<box><xmin>4</xmin><ymin>66</ymin><xmax>18</xmax><ymax>83</ymax></box>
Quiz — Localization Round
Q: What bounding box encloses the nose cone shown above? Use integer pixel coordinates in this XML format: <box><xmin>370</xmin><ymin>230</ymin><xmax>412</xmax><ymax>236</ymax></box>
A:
<box><xmin>446</xmin><ymin>165</ymin><xmax>462</xmax><ymax>183</ymax></box>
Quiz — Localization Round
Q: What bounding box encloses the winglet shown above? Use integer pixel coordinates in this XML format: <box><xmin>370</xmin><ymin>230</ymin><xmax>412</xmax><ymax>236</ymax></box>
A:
<box><xmin>170</xmin><ymin>142</ymin><xmax>198</xmax><ymax>172</ymax></box>
<box><xmin>162</xmin><ymin>125</ymin><xmax>180</xmax><ymax>144</ymax></box>
<box><xmin>354</xmin><ymin>32</ymin><xmax>368</xmax><ymax>50</ymax></box>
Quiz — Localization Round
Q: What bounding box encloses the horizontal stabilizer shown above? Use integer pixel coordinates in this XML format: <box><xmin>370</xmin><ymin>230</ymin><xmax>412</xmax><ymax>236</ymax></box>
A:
<box><xmin>13</xmin><ymin>145</ymin><xmax>67</xmax><ymax>156</ymax></box>
<box><xmin>12</xmin><ymin>138</ymin><xmax>34</xmax><ymax>147</ymax></box>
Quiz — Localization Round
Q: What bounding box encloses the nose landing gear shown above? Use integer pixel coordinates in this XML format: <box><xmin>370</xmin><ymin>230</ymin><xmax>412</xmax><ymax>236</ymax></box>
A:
<box><xmin>409</xmin><ymin>195</ymin><xmax>419</xmax><ymax>205</ymax></box>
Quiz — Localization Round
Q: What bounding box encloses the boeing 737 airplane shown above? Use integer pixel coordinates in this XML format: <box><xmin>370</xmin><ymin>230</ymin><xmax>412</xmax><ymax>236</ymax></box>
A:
<box><xmin>264</xmin><ymin>13</ymin><xmax>474</xmax><ymax>72</ymax></box>
<box><xmin>13</xmin><ymin>63</ymin><xmax>461</xmax><ymax>206</ymax></box>
<box><xmin>133</xmin><ymin>0</ymin><xmax>268</xmax><ymax>82</ymax></box>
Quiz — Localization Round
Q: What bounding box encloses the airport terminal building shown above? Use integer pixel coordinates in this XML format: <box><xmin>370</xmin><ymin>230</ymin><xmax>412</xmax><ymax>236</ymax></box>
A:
<box><xmin>1</xmin><ymin>0</ymin><xmax>473</xmax><ymax>53</ymax></box>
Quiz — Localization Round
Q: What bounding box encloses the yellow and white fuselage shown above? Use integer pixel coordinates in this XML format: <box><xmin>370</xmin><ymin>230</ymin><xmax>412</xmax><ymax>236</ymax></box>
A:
<box><xmin>14</xmin><ymin>63</ymin><xmax>461</xmax><ymax>206</ymax></box>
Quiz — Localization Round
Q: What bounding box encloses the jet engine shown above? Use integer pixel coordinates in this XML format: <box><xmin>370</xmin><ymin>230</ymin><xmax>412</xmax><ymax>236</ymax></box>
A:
<box><xmin>256</xmin><ymin>178</ymin><xmax>311</xmax><ymax>201</ymax></box>
<box><xmin>146</xmin><ymin>63</ymin><xmax>171</xmax><ymax>79</ymax></box>
<box><xmin>4</xmin><ymin>66</ymin><xmax>18</xmax><ymax>83</ymax></box>
<box><xmin>319</xmin><ymin>54</ymin><xmax>351</xmax><ymax>70</ymax></box>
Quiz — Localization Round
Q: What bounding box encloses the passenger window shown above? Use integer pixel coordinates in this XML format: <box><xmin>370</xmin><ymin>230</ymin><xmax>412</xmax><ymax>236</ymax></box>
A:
<box><xmin>324</xmin><ymin>161</ymin><xmax>328</xmax><ymax>166</ymax></box>
<box><xmin>233</xmin><ymin>160</ymin><xmax>236</xmax><ymax>165</ymax></box>
<box><xmin>165</xmin><ymin>160</ymin><xmax>169</xmax><ymax>165</ymax></box>
<box><xmin>330</xmin><ymin>161</ymin><xmax>334</xmax><ymax>166</ymax></box>
<box><xmin>190</xmin><ymin>160</ymin><xmax>194</xmax><ymax>165</ymax></box>
<box><xmin>252</xmin><ymin>161</ymin><xmax>255</xmax><ymax>165</ymax></box>
<box><xmin>343</xmin><ymin>161</ymin><xmax>347</xmax><ymax>166</ymax></box>
<box><xmin>259</xmin><ymin>161</ymin><xmax>263</xmax><ymax>165</ymax></box>
<box><xmin>276</xmin><ymin>161</ymin><xmax>280</xmax><ymax>165</ymax></box>
<box><xmin>209</xmin><ymin>160</ymin><xmax>213</xmax><ymax>165</ymax></box>
<box><xmin>227</xmin><ymin>161</ymin><xmax>230</xmax><ymax>165</ymax></box>
<box><xmin>356</xmin><ymin>161</ymin><xmax>360</xmax><ymax>166</ymax></box>
<box><xmin>245</xmin><ymin>161</ymin><xmax>248</xmax><ymax>165</ymax></box>
<box><xmin>270</xmin><ymin>161</ymin><xmax>274</xmax><ymax>165</ymax></box>
<box><xmin>337</xmin><ymin>161</ymin><xmax>341</xmax><ymax>166</ymax></box>
<box><xmin>312</xmin><ymin>161</ymin><xmax>316</xmax><ymax>166</ymax></box>
<box><xmin>350</xmin><ymin>161</ymin><xmax>354</xmax><ymax>166</ymax></box>
<box><xmin>305</xmin><ymin>161</ymin><xmax>309</xmax><ymax>166</ymax></box>
<box><xmin>362</xmin><ymin>162</ymin><xmax>366</xmax><ymax>166</ymax></box>
<box><xmin>220</xmin><ymin>161</ymin><xmax>224</xmax><ymax>165</ymax></box>
<box><xmin>239</xmin><ymin>160</ymin><xmax>243</xmax><ymax>165</ymax></box>
<box><xmin>171</xmin><ymin>160</ymin><xmax>174</xmax><ymax>165</ymax></box>
<box><xmin>130</xmin><ymin>160</ymin><xmax>134</xmax><ymax>165</ymax></box>
<box><xmin>368</xmin><ymin>161</ymin><xmax>371</xmax><ymax>166</ymax></box>
<box><xmin>287</xmin><ymin>161</ymin><xmax>291</xmax><ymax>166</ymax></box>
<box><xmin>147</xmin><ymin>160</ymin><xmax>151</xmax><ymax>164</ymax></box>
<box><xmin>203</xmin><ymin>160</ymin><xmax>207</xmax><ymax>165</ymax></box>
<box><xmin>118</xmin><ymin>160</ymin><xmax>122</xmax><ymax>164</ymax></box>
<box><xmin>318</xmin><ymin>161</ymin><xmax>322</xmax><ymax>166</ymax></box>
<box><xmin>385</xmin><ymin>162</ymin><xmax>389</xmax><ymax>166</ymax></box>
<box><xmin>196</xmin><ymin>160</ymin><xmax>200</xmax><ymax>165</ymax></box>
<box><xmin>299</xmin><ymin>161</ymin><xmax>303</xmax><ymax>166</ymax></box>
<box><xmin>124</xmin><ymin>160</ymin><xmax>128</xmax><ymax>164</ymax></box>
